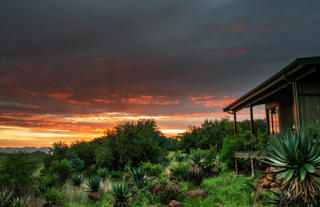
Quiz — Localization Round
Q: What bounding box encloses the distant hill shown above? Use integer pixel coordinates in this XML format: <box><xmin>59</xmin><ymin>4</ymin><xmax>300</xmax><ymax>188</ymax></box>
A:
<box><xmin>0</xmin><ymin>150</ymin><xmax>47</xmax><ymax>160</ymax></box>
<box><xmin>0</xmin><ymin>147</ymin><xmax>50</xmax><ymax>153</ymax></box>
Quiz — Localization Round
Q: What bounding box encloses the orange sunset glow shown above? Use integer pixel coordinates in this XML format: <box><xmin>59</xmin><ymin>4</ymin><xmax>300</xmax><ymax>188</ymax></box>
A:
<box><xmin>1</xmin><ymin>0</ymin><xmax>318</xmax><ymax>148</ymax></box>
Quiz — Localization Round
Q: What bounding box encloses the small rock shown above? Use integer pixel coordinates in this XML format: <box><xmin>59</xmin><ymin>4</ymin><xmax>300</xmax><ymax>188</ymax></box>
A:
<box><xmin>186</xmin><ymin>189</ymin><xmax>208</xmax><ymax>199</ymax></box>
<box><xmin>166</xmin><ymin>200</ymin><xmax>183</xmax><ymax>207</ymax></box>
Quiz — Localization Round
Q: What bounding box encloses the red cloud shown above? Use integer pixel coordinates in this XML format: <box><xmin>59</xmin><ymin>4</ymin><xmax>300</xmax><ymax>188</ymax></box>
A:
<box><xmin>46</xmin><ymin>92</ymin><xmax>73</xmax><ymax>100</ymax></box>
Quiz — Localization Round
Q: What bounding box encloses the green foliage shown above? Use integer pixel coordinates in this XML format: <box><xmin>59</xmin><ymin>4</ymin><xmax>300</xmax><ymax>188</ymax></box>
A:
<box><xmin>86</xmin><ymin>176</ymin><xmax>101</xmax><ymax>193</ymax></box>
<box><xmin>50</xmin><ymin>141</ymin><xmax>69</xmax><ymax>160</ymax></box>
<box><xmin>169</xmin><ymin>162</ymin><xmax>189</xmax><ymax>181</ymax></box>
<box><xmin>173</xmin><ymin>151</ymin><xmax>188</xmax><ymax>162</ymax></box>
<box><xmin>49</xmin><ymin>159</ymin><xmax>72</xmax><ymax>184</ymax></box>
<box><xmin>189</xmin><ymin>150</ymin><xmax>205</xmax><ymax>166</ymax></box>
<box><xmin>70</xmin><ymin>140</ymin><xmax>97</xmax><ymax>169</ymax></box>
<box><xmin>43</xmin><ymin>188</ymin><xmax>66</xmax><ymax>207</ymax></box>
<box><xmin>153</xmin><ymin>181</ymin><xmax>184</xmax><ymax>205</ymax></box>
<box><xmin>97</xmin><ymin>168</ymin><xmax>109</xmax><ymax>181</ymax></box>
<box><xmin>65</xmin><ymin>151</ymin><xmax>85</xmax><ymax>172</ymax></box>
<box><xmin>99</xmin><ymin>119</ymin><xmax>166</xmax><ymax>169</ymax></box>
<box><xmin>263</xmin><ymin>190</ymin><xmax>280</xmax><ymax>206</ymax></box>
<box><xmin>70</xmin><ymin>173</ymin><xmax>83</xmax><ymax>188</ymax></box>
<box><xmin>182</xmin><ymin>173</ymin><xmax>255</xmax><ymax>207</ymax></box>
<box><xmin>179</xmin><ymin>118</ymin><xmax>234</xmax><ymax>152</ymax></box>
<box><xmin>110</xmin><ymin>170</ymin><xmax>123</xmax><ymax>180</ymax></box>
<box><xmin>111</xmin><ymin>183</ymin><xmax>130</xmax><ymax>204</ymax></box>
<box><xmin>11</xmin><ymin>197</ymin><xmax>25</xmax><ymax>207</ymax></box>
<box><xmin>265</xmin><ymin>131</ymin><xmax>320</xmax><ymax>181</ymax></box>
<box><xmin>219</xmin><ymin>132</ymin><xmax>251</xmax><ymax>169</ymax></box>
<box><xmin>0</xmin><ymin>152</ymin><xmax>38</xmax><ymax>196</ymax></box>
<box><xmin>129</xmin><ymin>167</ymin><xmax>147</xmax><ymax>189</ymax></box>
<box><xmin>0</xmin><ymin>191</ymin><xmax>12</xmax><ymax>207</ymax></box>
<box><xmin>141</xmin><ymin>161</ymin><xmax>162</xmax><ymax>177</ymax></box>
<box><xmin>41</xmin><ymin>174</ymin><xmax>61</xmax><ymax>190</ymax></box>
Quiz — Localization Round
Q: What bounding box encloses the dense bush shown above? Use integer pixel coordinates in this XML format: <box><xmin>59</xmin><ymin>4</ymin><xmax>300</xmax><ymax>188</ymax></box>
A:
<box><xmin>141</xmin><ymin>161</ymin><xmax>163</xmax><ymax>177</ymax></box>
<box><xmin>0</xmin><ymin>152</ymin><xmax>38</xmax><ymax>196</ymax></box>
<box><xmin>219</xmin><ymin>132</ymin><xmax>249</xmax><ymax>169</ymax></box>
<box><xmin>43</xmin><ymin>188</ymin><xmax>66</xmax><ymax>207</ymax></box>
<box><xmin>178</xmin><ymin>118</ymin><xmax>266</xmax><ymax>153</ymax></box>
<box><xmin>41</xmin><ymin>174</ymin><xmax>61</xmax><ymax>190</ymax></box>
<box><xmin>169</xmin><ymin>162</ymin><xmax>189</xmax><ymax>181</ymax></box>
<box><xmin>48</xmin><ymin>159</ymin><xmax>72</xmax><ymax>184</ymax></box>
<box><xmin>97</xmin><ymin>120</ymin><xmax>166</xmax><ymax>169</ymax></box>
<box><xmin>65</xmin><ymin>151</ymin><xmax>85</xmax><ymax>172</ymax></box>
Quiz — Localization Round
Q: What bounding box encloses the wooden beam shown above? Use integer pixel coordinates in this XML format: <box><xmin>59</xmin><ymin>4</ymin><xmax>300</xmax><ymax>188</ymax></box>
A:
<box><xmin>292</xmin><ymin>82</ymin><xmax>300</xmax><ymax>132</ymax></box>
<box><xmin>250</xmin><ymin>104</ymin><xmax>254</xmax><ymax>135</ymax></box>
<box><xmin>233</xmin><ymin>112</ymin><xmax>237</xmax><ymax>136</ymax></box>
<box><xmin>265</xmin><ymin>107</ymin><xmax>270</xmax><ymax>135</ymax></box>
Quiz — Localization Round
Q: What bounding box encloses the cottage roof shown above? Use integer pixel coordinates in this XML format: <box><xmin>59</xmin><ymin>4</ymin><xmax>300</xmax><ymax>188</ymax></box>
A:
<box><xmin>223</xmin><ymin>56</ymin><xmax>320</xmax><ymax>113</ymax></box>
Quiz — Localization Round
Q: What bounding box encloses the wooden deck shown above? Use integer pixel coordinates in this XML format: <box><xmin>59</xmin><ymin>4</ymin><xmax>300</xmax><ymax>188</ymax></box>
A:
<box><xmin>234</xmin><ymin>151</ymin><xmax>266</xmax><ymax>177</ymax></box>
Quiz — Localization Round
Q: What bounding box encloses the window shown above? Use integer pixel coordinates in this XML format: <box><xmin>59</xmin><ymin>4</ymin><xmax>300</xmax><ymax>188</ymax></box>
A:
<box><xmin>268</xmin><ymin>106</ymin><xmax>280</xmax><ymax>134</ymax></box>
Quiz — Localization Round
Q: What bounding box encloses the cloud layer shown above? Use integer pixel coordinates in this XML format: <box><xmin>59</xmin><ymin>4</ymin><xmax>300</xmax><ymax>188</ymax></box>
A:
<box><xmin>1</xmin><ymin>0</ymin><xmax>320</xmax><ymax>146</ymax></box>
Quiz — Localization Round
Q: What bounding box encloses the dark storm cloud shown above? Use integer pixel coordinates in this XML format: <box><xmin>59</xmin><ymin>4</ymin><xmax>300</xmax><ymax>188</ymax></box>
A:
<box><xmin>1</xmin><ymin>0</ymin><xmax>320</xmax><ymax>123</ymax></box>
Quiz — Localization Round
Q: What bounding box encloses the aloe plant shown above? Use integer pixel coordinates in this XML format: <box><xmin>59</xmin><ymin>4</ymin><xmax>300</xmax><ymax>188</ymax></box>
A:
<box><xmin>128</xmin><ymin>167</ymin><xmax>147</xmax><ymax>189</ymax></box>
<box><xmin>111</xmin><ymin>183</ymin><xmax>130</xmax><ymax>207</ymax></box>
<box><xmin>265</xmin><ymin>131</ymin><xmax>320</xmax><ymax>206</ymax></box>
<box><xmin>86</xmin><ymin>176</ymin><xmax>101</xmax><ymax>193</ymax></box>
<box><xmin>0</xmin><ymin>191</ymin><xmax>12</xmax><ymax>207</ymax></box>
<box><xmin>97</xmin><ymin>168</ymin><xmax>109</xmax><ymax>181</ymax></box>
<box><xmin>12</xmin><ymin>197</ymin><xmax>25</xmax><ymax>207</ymax></box>
<box><xmin>189</xmin><ymin>150</ymin><xmax>205</xmax><ymax>185</ymax></box>
<box><xmin>70</xmin><ymin>173</ymin><xmax>83</xmax><ymax>188</ymax></box>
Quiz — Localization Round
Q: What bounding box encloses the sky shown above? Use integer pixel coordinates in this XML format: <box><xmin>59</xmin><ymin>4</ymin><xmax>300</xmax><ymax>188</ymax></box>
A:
<box><xmin>1</xmin><ymin>0</ymin><xmax>320</xmax><ymax>147</ymax></box>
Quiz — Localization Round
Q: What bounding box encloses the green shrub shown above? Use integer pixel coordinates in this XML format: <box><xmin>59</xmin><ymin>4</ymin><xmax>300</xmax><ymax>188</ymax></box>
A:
<box><xmin>97</xmin><ymin>168</ymin><xmax>110</xmax><ymax>181</ymax></box>
<box><xmin>70</xmin><ymin>173</ymin><xmax>83</xmax><ymax>188</ymax></box>
<box><xmin>169</xmin><ymin>162</ymin><xmax>189</xmax><ymax>181</ymax></box>
<box><xmin>0</xmin><ymin>191</ymin><xmax>12</xmax><ymax>207</ymax></box>
<box><xmin>12</xmin><ymin>197</ymin><xmax>25</xmax><ymax>207</ymax></box>
<box><xmin>83</xmin><ymin>164</ymin><xmax>97</xmax><ymax>178</ymax></box>
<box><xmin>110</xmin><ymin>170</ymin><xmax>123</xmax><ymax>180</ymax></box>
<box><xmin>65</xmin><ymin>151</ymin><xmax>85</xmax><ymax>172</ymax></box>
<box><xmin>141</xmin><ymin>161</ymin><xmax>162</xmax><ymax>177</ymax></box>
<box><xmin>43</xmin><ymin>188</ymin><xmax>66</xmax><ymax>207</ymax></box>
<box><xmin>0</xmin><ymin>152</ymin><xmax>38</xmax><ymax>196</ymax></box>
<box><xmin>129</xmin><ymin>167</ymin><xmax>147</xmax><ymax>189</ymax></box>
<box><xmin>41</xmin><ymin>174</ymin><xmax>60</xmax><ymax>191</ymax></box>
<box><xmin>111</xmin><ymin>183</ymin><xmax>130</xmax><ymax>207</ymax></box>
<box><xmin>219</xmin><ymin>132</ymin><xmax>249</xmax><ymax>169</ymax></box>
<box><xmin>86</xmin><ymin>176</ymin><xmax>101</xmax><ymax>193</ymax></box>
<box><xmin>174</xmin><ymin>151</ymin><xmax>188</xmax><ymax>162</ymax></box>
<box><xmin>48</xmin><ymin>159</ymin><xmax>72</xmax><ymax>184</ymax></box>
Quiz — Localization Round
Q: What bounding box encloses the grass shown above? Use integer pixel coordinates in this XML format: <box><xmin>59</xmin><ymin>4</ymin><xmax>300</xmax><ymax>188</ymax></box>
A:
<box><xmin>182</xmin><ymin>172</ymin><xmax>256</xmax><ymax>207</ymax></box>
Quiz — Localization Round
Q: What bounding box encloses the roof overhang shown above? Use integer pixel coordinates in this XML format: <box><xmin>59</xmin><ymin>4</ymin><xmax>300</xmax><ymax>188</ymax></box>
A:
<box><xmin>223</xmin><ymin>56</ymin><xmax>320</xmax><ymax>113</ymax></box>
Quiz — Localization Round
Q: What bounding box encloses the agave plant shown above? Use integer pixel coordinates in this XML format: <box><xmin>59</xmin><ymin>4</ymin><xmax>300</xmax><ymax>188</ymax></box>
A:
<box><xmin>128</xmin><ymin>167</ymin><xmax>147</xmax><ymax>189</ymax></box>
<box><xmin>86</xmin><ymin>176</ymin><xmax>101</xmax><ymax>193</ymax></box>
<box><xmin>111</xmin><ymin>183</ymin><xmax>130</xmax><ymax>207</ymax></box>
<box><xmin>189</xmin><ymin>150</ymin><xmax>205</xmax><ymax>185</ymax></box>
<box><xmin>0</xmin><ymin>191</ymin><xmax>12</xmax><ymax>207</ymax></box>
<box><xmin>97</xmin><ymin>168</ymin><xmax>110</xmax><ymax>181</ymax></box>
<box><xmin>265</xmin><ymin>131</ymin><xmax>320</xmax><ymax>207</ymax></box>
<box><xmin>12</xmin><ymin>197</ymin><xmax>25</xmax><ymax>207</ymax></box>
<box><xmin>70</xmin><ymin>173</ymin><xmax>83</xmax><ymax>188</ymax></box>
<box><xmin>263</xmin><ymin>189</ymin><xmax>280</xmax><ymax>206</ymax></box>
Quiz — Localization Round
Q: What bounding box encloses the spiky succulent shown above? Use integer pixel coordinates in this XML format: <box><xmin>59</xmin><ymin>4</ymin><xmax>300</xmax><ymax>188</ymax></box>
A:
<box><xmin>128</xmin><ymin>167</ymin><xmax>147</xmax><ymax>189</ymax></box>
<box><xmin>189</xmin><ymin>150</ymin><xmax>205</xmax><ymax>166</ymax></box>
<box><xmin>189</xmin><ymin>150</ymin><xmax>205</xmax><ymax>185</ymax></box>
<box><xmin>12</xmin><ymin>197</ymin><xmax>25</xmax><ymax>207</ymax></box>
<box><xmin>86</xmin><ymin>176</ymin><xmax>101</xmax><ymax>193</ymax></box>
<box><xmin>70</xmin><ymin>173</ymin><xmax>83</xmax><ymax>187</ymax></box>
<box><xmin>265</xmin><ymin>131</ymin><xmax>320</xmax><ymax>181</ymax></box>
<box><xmin>0</xmin><ymin>191</ymin><xmax>12</xmax><ymax>207</ymax></box>
<box><xmin>263</xmin><ymin>189</ymin><xmax>280</xmax><ymax>206</ymax></box>
<box><xmin>111</xmin><ymin>183</ymin><xmax>130</xmax><ymax>207</ymax></box>
<box><xmin>265</xmin><ymin>131</ymin><xmax>320</xmax><ymax>206</ymax></box>
<box><xmin>97</xmin><ymin>168</ymin><xmax>109</xmax><ymax>181</ymax></box>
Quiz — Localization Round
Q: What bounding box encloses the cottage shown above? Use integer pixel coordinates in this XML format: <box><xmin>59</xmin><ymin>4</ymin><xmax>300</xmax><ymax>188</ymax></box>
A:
<box><xmin>223</xmin><ymin>56</ymin><xmax>320</xmax><ymax>135</ymax></box>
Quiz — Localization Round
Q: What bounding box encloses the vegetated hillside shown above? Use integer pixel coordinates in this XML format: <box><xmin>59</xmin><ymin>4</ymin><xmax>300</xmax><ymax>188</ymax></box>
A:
<box><xmin>0</xmin><ymin>150</ymin><xmax>47</xmax><ymax>160</ymax></box>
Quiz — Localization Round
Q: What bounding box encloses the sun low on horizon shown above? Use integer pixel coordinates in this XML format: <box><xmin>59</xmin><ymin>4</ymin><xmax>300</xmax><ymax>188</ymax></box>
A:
<box><xmin>1</xmin><ymin>0</ymin><xmax>320</xmax><ymax>147</ymax></box>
